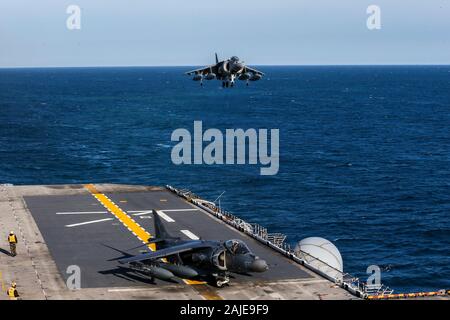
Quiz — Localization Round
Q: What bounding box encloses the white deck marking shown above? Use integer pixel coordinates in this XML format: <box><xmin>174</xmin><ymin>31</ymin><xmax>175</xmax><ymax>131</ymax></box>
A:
<box><xmin>156</xmin><ymin>210</ymin><xmax>175</xmax><ymax>222</ymax></box>
<box><xmin>127</xmin><ymin>209</ymin><xmax>197</xmax><ymax>214</ymax></box>
<box><xmin>56</xmin><ymin>211</ymin><xmax>107</xmax><ymax>215</ymax></box>
<box><xmin>128</xmin><ymin>211</ymin><xmax>152</xmax><ymax>216</ymax></box>
<box><xmin>180</xmin><ymin>229</ymin><xmax>200</xmax><ymax>240</ymax></box>
<box><xmin>65</xmin><ymin>218</ymin><xmax>114</xmax><ymax>228</ymax></box>
<box><xmin>59</xmin><ymin>209</ymin><xmax>191</xmax><ymax>226</ymax></box>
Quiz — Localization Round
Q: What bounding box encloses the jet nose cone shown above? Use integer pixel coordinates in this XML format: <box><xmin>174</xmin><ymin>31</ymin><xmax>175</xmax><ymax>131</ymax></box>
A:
<box><xmin>230</xmin><ymin>62</ymin><xmax>244</xmax><ymax>73</ymax></box>
<box><xmin>250</xmin><ymin>259</ymin><xmax>269</xmax><ymax>272</ymax></box>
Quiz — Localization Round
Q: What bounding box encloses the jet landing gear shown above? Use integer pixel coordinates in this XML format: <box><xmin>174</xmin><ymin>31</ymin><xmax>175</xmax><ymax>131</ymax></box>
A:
<box><xmin>216</xmin><ymin>278</ymin><xmax>229</xmax><ymax>288</ymax></box>
<box><xmin>212</xmin><ymin>272</ymin><xmax>230</xmax><ymax>288</ymax></box>
<box><xmin>222</xmin><ymin>81</ymin><xmax>234</xmax><ymax>88</ymax></box>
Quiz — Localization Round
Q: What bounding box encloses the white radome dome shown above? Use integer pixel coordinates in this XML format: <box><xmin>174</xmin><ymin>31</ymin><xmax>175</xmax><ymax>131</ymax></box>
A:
<box><xmin>295</xmin><ymin>237</ymin><xmax>343</xmax><ymax>280</ymax></box>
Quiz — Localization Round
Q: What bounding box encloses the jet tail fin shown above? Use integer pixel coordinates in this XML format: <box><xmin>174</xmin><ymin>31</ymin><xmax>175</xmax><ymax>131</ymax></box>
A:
<box><xmin>215</xmin><ymin>53</ymin><xmax>219</xmax><ymax>64</ymax></box>
<box><xmin>153</xmin><ymin>209</ymin><xmax>171</xmax><ymax>239</ymax></box>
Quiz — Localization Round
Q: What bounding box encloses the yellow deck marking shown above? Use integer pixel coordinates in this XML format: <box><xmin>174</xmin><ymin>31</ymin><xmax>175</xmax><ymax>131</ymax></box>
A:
<box><xmin>85</xmin><ymin>184</ymin><xmax>156</xmax><ymax>250</ymax></box>
<box><xmin>83</xmin><ymin>184</ymin><xmax>219</xmax><ymax>298</ymax></box>
<box><xmin>191</xmin><ymin>284</ymin><xmax>224</xmax><ymax>300</ymax></box>
<box><xmin>184</xmin><ymin>279</ymin><xmax>206</xmax><ymax>285</ymax></box>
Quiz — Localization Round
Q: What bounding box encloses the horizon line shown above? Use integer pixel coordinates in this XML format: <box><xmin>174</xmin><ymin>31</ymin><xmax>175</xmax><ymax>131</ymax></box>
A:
<box><xmin>1</xmin><ymin>63</ymin><xmax>450</xmax><ymax>70</ymax></box>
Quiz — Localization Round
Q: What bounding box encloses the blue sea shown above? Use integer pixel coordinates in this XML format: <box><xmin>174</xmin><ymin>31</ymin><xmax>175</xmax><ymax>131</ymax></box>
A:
<box><xmin>1</xmin><ymin>66</ymin><xmax>449</xmax><ymax>293</ymax></box>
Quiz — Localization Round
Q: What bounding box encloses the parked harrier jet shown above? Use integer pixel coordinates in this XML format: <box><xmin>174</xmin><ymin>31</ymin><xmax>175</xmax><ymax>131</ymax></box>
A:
<box><xmin>185</xmin><ymin>53</ymin><xmax>264</xmax><ymax>88</ymax></box>
<box><xmin>118</xmin><ymin>210</ymin><xmax>268</xmax><ymax>287</ymax></box>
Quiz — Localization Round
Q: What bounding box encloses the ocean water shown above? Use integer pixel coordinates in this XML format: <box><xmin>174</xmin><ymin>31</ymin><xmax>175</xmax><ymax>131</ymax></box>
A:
<box><xmin>1</xmin><ymin>66</ymin><xmax>449</xmax><ymax>293</ymax></box>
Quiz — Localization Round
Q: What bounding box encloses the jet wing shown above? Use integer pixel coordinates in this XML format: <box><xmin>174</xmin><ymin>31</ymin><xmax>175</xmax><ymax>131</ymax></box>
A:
<box><xmin>118</xmin><ymin>241</ymin><xmax>211</xmax><ymax>264</ymax></box>
<box><xmin>244</xmin><ymin>66</ymin><xmax>265</xmax><ymax>76</ymax></box>
<box><xmin>185</xmin><ymin>65</ymin><xmax>218</xmax><ymax>76</ymax></box>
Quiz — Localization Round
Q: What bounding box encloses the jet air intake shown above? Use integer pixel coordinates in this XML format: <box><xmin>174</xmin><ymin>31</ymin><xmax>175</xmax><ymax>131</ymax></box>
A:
<box><xmin>218</xmin><ymin>61</ymin><xmax>229</xmax><ymax>74</ymax></box>
<box><xmin>211</xmin><ymin>247</ymin><xmax>227</xmax><ymax>271</ymax></box>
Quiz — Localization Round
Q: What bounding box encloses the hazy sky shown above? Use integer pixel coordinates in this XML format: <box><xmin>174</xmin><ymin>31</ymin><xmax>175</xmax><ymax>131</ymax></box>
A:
<box><xmin>1</xmin><ymin>0</ymin><xmax>449</xmax><ymax>67</ymax></box>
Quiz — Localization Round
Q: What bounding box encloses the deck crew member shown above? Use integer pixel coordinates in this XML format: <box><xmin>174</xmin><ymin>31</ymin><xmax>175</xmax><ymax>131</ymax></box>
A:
<box><xmin>8</xmin><ymin>231</ymin><xmax>18</xmax><ymax>256</ymax></box>
<box><xmin>6</xmin><ymin>282</ymin><xmax>19</xmax><ymax>300</ymax></box>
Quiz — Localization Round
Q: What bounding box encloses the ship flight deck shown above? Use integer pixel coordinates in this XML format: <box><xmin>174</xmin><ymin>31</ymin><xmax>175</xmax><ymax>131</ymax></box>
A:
<box><xmin>0</xmin><ymin>184</ymin><xmax>356</xmax><ymax>300</ymax></box>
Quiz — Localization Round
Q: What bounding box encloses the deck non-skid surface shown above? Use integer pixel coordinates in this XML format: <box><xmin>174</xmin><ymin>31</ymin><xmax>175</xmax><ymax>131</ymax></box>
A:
<box><xmin>24</xmin><ymin>189</ymin><xmax>311</xmax><ymax>289</ymax></box>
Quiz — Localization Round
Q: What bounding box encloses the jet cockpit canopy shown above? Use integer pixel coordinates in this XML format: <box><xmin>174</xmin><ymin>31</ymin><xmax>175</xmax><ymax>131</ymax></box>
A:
<box><xmin>224</xmin><ymin>239</ymin><xmax>250</xmax><ymax>254</ymax></box>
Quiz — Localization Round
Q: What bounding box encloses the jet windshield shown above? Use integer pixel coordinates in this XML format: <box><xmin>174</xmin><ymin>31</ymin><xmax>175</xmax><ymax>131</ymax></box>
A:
<box><xmin>224</xmin><ymin>239</ymin><xmax>250</xmax><ymax>254</ymax></box>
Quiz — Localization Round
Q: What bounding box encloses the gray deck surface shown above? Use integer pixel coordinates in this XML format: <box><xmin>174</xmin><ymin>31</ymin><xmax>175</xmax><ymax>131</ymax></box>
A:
<box><xmin>24</xmin><ymin>189</ymin><xmax>311</xmax><ymax>288</ymax></box>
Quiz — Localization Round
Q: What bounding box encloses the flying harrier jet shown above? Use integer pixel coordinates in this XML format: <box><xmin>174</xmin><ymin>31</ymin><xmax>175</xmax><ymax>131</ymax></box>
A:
<box><xmin>185</xmin><ymin>54</ymin><xmax>264</xmax><ymax>88</ymax></box>
<box><xmin>118</xmin><ymin>210</ymin><xmax>268</xmax><ymax>287</ymax></box>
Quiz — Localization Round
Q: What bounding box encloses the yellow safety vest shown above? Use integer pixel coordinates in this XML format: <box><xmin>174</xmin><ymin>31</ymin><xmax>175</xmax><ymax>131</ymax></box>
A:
<box><xmin>8</xmin><ymin>235</ymin><xmax>17</xmax><ymax>243</ymax></box>
<box><xmin>8</xmin><ymin>287</ymin><xmax>17</xmax><ymax>299</ymax></box>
